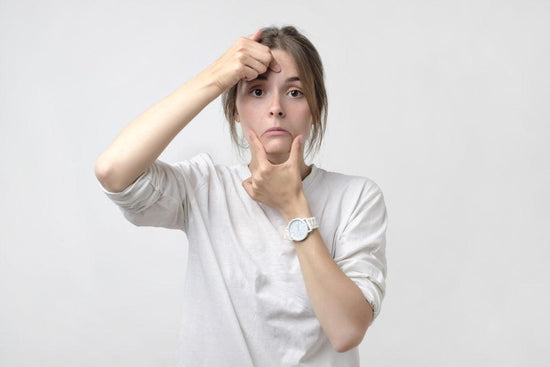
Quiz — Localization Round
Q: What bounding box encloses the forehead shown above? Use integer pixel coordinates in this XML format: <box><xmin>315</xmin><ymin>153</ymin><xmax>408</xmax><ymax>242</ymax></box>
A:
<box><xmin>271</xmin><ymin>49</ymin><xmax>299</xmax><ymax>72</ymax></box>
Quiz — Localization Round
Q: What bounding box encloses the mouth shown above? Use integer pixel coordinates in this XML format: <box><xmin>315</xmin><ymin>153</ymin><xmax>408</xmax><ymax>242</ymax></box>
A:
<box><xmin>262</xmin><ymin>127</ymin><xmax>291</xmax><ymax>137</ymax></box>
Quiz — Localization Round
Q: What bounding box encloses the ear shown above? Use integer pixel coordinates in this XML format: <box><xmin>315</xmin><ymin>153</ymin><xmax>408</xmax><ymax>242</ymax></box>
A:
<box><xmin>234</xmin><ymin>107</ymin><xmax>240</xmax><ymax>123</ymax></box>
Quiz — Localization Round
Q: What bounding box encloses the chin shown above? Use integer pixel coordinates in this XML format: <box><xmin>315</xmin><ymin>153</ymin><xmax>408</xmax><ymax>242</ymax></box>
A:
<box><xmin>263</xmin><ymin>141</ymin><xmax>291</xmax><ymax>155</ymax></box>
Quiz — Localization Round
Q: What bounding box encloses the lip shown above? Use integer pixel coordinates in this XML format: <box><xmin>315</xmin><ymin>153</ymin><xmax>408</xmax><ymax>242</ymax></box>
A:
<box><xmin>262</xmin><ymin>127</ymin><xmax>291</xmax><ymax>137</ymax></box>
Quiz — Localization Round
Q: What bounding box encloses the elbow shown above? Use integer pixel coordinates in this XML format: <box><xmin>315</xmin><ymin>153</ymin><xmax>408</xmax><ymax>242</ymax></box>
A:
<box><xmin>331</xmin><ymin>326</ymin><xmax>368</xmax><ymax>353</ymax></box>
<box><xmin>335</xmin><ymin>343</ymin><xmax>358</xmax><ymax>354</ymax></box>
<box><xmin>94</xmin><ymin>157</ymin><xmax>109</xmax><ymax>182</ymax></box>
<box><xmin>331</xmin><ymin>310</ymin><xmax>372</xmax><ymax>353</ymax></box>
<box><xmin>94</xmin><ymin>158</ymin><xmax>125</xmax><ymax>193</ymax></box>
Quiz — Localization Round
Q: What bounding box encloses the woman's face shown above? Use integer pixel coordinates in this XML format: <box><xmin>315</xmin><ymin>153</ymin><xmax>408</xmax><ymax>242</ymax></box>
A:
<box><xmin>235</xmin><ymin>49</ymin><xmax>313</xmax><ymax>164</ymax></box>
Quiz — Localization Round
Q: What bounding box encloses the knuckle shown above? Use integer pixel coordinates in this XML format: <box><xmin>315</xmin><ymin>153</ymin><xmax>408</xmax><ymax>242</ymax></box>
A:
<box><xmin>234</xmin><ymin>65</ymin><xmax>246</xmax><ymax>78</ymax></box>
<box><xmin>235</xmin><ymin>50</ymin><xmax>246</xmax><ymax>62</ymax></box>
<box><xmin>233</xmin><ymin>62</ymin><xmax>243</xmax><ymax>72</ymax></box>
<box><xmin>248</xmin><ymin>71</ymin><xmax>258</xmax><ymax>80</ymax></box>
<box><xmin>252</xmin><ymin>172</ymin><xmax>263</xmax><ymax>183</ymax></box>
<box><xmin>258</xmin><ymin>166</ymin><xmax>270</xmax><ymax>178</ymax></box>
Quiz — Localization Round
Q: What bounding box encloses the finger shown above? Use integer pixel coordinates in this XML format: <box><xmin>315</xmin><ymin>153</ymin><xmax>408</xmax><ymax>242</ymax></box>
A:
<box><xmin>288</xmin><ymin>134</ymin><xmax>304</xmax><ymax>166</ymax></box>
<box><xmin>268</xmin><ymin>52</ymin><xmax>281</xmax><ymax>73</ymax></box>
<box><xmin>248</xmin><ymin>28</ymin><xmax>262</xmax><ymax>42</ymax></box>
<box><xmin>241</xmin><ymin>65</ymin><xmax>260</xmax><ymax>81</ymax></box>
<box><xmin>242</xmin><ymin>177</ymin><xmax>253</xmax><ymax>197</ymax></box>
<box><xmin>246</xmin><ymin>45</ymin><xmax>276</xmax><ymax>74</ymax></box>
<box><xmin>246</xmin><ymin>30</ymin><xmax>280</xmax><ymax>73</ymax></box>
<box><xmin>241</xmin><ymin>57</ymin><xmax>268</xmax><ymax>80</ymax></box>
<box><xmin>249</xmin><ymin>42</ymin><xmax>280</xmax><ymax>73</ymax></box>
<box><xmin>248</xmin><ymin>129</ymin><xmax>269</xmax><ymax>164</ymax></box>
<box><xmin>242</xmin><ymin>177</ymin><xmax>260</xmax><ymax>201</ymax></box>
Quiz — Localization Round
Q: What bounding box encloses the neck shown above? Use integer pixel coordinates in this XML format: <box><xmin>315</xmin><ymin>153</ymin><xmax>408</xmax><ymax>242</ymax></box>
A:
<box><xmin>249</xmin><ymin>155</ymin><xmax>312</xmax><ymax>181</ymax></box>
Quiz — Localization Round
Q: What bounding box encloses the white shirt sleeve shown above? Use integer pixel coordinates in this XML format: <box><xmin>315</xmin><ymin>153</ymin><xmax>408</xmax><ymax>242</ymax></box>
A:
<box><xmin>100</xmin><ymin>153</ymin><xmax>213</xmax><ymax>230</ymax></box>
<box><xmin>333</xmin><ymin>181</ymin><xmax>388</xmax><ymax>322</ymax></box>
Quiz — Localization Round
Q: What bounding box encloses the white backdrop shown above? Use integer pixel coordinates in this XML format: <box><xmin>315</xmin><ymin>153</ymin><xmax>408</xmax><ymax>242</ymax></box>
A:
<box><xmin>1</xmin><ymin>0</ymin><xmax>549</xmax><ymax>366</ymax></box>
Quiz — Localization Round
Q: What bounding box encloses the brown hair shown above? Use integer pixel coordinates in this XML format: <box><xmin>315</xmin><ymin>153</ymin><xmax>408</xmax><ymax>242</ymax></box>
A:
<box><xmin>222</xmin><ymin>26</ymin><xmax>328</xmax><ymax>158</ymax></box>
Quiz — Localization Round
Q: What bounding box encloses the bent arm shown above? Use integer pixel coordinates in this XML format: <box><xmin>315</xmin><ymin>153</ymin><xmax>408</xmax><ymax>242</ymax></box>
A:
<box><xmin>95</xmin><ymin>29</ymin><xmax>279</xmax><ymax>193</ymax></box>
<box><xmin>94</xmin><ymin>70</ymin><xmax>222</xmax><ymax>193</ymax></box>
<box><xmin>281</xmin><ymin>197</ymin><xmax>373</xmax><ymax>353</ymax></box>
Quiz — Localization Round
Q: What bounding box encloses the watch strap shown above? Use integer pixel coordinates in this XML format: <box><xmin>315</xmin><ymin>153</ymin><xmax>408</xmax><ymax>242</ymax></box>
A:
<box><xmin>303</xmin><ymin>217</ymin><xmax>319</xmax><ymax>231</ymax></box>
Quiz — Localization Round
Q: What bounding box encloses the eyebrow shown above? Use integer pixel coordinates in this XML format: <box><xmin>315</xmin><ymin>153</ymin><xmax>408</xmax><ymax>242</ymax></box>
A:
<box><xmin>256</xmin><ymin>75</ymin><xmax>301</xmax><ymax>83</ymax></box>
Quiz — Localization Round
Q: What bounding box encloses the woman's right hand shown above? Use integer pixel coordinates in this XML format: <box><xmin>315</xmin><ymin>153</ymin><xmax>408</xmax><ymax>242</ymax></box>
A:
<box><xmin>207</xmin><ymin>29</ymin><xmax>281</xmax><ymax>93</ymax></box>
<box><xmin>95</xmin><ymin>30</ymin><xmax>279</xmax><ymax>193</ymax></box>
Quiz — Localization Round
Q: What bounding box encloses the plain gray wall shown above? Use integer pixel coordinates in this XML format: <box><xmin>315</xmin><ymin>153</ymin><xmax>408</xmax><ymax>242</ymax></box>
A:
<box><xmin>1</xmin><ymin>0</ymin><xmax>549</xmax><ymax>366</ymax></box>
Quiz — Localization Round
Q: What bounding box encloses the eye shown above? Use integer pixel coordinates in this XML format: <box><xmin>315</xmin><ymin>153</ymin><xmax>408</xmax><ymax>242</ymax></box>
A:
<box><xmin>288</xmin><ymin>89</ymin><xmax>303</xmax><ymax>98</ymax></box>
<box><xmin>250</xmin><ymin>88</ymin><xmax>263</xmax><ymax>97</ymax></box>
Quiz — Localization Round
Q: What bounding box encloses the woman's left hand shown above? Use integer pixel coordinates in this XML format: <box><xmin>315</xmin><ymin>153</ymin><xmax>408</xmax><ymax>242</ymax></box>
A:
<box><xmin>242</xmin><ymin>130</ymin><xmax>308</xmax><ymax>219</ymax></box>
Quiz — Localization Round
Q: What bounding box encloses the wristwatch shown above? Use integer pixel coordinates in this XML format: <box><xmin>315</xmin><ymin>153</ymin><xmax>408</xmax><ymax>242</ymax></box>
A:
<box><xmin>284</xmin><ymin>217</ymin><xmax>319</xmax><ymax>242</ymax></box>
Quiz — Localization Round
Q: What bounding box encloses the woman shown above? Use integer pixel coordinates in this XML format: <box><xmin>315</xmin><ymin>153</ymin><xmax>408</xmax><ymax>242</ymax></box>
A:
<box><xmin>95</xmin><ymin>26</ymin><xmax>387</xmax><ymax>367</ymax></box>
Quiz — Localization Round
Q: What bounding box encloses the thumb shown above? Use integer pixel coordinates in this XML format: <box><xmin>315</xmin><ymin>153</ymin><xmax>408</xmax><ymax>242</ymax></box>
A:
<box><xmin>242</xmin><ymin>177</ymin><xmax>255</xmax><ymax>199</ymax></box>
<box><xmin>289</xmin><ymin>134</ymin><xmax>304</xmax><ymax>165</ymax></box>
<box><xmin>248</xmin><ymin>28</ymin><xmax>262</xmax><ymax>42</ymax></box>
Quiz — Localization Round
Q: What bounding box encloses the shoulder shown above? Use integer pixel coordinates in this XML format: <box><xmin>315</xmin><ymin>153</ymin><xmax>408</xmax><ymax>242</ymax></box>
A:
<box><xmin>173</xmin><ymin>152</ymin><xmax>215</xmax><ymax>173</ymax></box>
<box><xmin>171</xmin><ymin>153</ymin><xmax>242</xmax><ymax>189</ymax></box>
<box><xmin>314</xmin><ymin>166</ymin><xmax>384</xmax><ymax>199</ymax></box>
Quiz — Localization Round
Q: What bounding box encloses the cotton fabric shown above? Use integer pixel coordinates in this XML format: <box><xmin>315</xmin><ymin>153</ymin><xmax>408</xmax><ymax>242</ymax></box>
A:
<box><xmin>102</xmin><ymin>153</ymin><xmax>387</xmax><ymax>367</ymax></box>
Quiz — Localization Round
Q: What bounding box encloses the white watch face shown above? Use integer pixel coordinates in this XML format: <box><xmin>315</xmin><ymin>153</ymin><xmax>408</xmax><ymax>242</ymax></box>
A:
<box><xmin>289</xmin><ymin>219</ymin><xmax>308</xmax><ymax>241</ymax></box>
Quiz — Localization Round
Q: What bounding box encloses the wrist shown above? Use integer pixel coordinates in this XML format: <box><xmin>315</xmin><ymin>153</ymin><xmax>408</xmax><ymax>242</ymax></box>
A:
<box><xmin>198</xmin><ymin>65</ymin><xmax>226</xmax><ymax>96</ymax></box>
<box><xmin>281</xmin><ymin>192</ymin><xmax>311</xmax><ymax>222</ymax></box>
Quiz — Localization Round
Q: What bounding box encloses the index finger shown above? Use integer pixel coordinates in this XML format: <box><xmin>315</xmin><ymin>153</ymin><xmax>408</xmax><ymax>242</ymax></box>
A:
<box><xmin>247</xmin><ymin>29</ymin><xmax>281</xmax><ymax>73</ymax></box>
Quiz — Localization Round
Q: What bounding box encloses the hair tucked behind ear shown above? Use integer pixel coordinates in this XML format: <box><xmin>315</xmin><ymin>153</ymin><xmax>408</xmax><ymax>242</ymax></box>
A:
<box><xmin>222</xmin><ymin>25</ymin><xmax>328</xmax><ymax>158</ymax></box>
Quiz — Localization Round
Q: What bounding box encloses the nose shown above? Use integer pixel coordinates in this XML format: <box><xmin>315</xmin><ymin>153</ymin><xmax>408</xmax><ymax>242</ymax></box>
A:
<box><xmin>269</xmin><ymin>95</ymin><xmax>285</xmax><ymax>118</ymax></box>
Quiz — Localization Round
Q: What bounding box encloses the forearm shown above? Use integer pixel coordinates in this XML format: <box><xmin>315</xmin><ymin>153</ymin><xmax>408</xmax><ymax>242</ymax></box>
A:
<box><xmin>282</xmin><ymin>197</ymin><xmax>372</xmax><ymax>353</ymax></box>
<box><xmin>94</xmin><ymin>68</ymin><xmax>222</xmax><ymax>192</ymax></box>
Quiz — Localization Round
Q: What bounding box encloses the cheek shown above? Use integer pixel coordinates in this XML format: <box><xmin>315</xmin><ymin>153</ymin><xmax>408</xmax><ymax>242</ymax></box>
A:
<box><xmin>235</xmin><ymin>105</ymin><xmax>260</xmax><ymax>136</ymax></box>
<box><xmin>238</xmin><ymin>107</ymin><xmax>267</xmax><ymax>134</ymax></box>
<box><xmin>238</xmin><ymin>109</ymin><xmax>260</xmax><ymax>129</ymax></box>
<box><xmin>236</xmin><ymin>98</ymin><xmax>259</xmax><ymax>119</ymax></box>
<box><xmin>294</xmin><ymin>105</ymin><xmax>313</xmax><ymax>126</ymax></box>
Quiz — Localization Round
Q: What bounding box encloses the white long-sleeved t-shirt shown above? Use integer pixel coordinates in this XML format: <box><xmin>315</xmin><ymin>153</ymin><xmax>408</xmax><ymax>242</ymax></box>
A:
<box><xmin>102</xmin><ymin>153</ymin><xmax>387</xmax><ymax>367</ymax></box>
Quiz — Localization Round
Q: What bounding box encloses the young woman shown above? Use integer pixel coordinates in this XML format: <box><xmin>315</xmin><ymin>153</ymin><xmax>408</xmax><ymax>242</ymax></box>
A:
<box><xmin>95</xmin><ymin>26</ymin><xmax>387</xmax><ymax>367</ymax></box>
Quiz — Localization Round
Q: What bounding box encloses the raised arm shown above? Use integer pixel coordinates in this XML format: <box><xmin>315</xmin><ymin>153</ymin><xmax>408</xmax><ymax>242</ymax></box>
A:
<box><xmin>94</xmin><ymin>29</ymin><xmax>280</xmax><ymax>193</ymax></box>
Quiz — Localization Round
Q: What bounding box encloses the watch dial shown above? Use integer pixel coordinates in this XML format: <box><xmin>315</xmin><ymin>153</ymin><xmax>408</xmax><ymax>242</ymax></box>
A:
<box><xmin>289</xmin><ymin>219</ymin><xmax>308</xmax><ymax>241</ymax></box>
